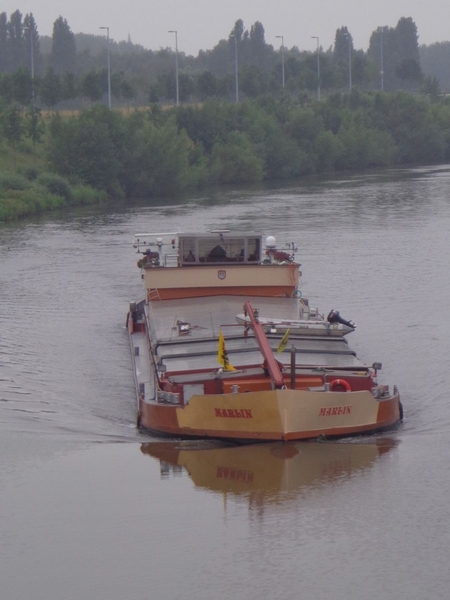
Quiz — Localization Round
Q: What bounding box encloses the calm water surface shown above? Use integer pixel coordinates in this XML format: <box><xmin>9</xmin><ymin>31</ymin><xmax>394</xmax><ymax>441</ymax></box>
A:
<box><xmin>2</xmin><ymin>166</ymin><xmax>450</xmax><ymax>599</ymax></box>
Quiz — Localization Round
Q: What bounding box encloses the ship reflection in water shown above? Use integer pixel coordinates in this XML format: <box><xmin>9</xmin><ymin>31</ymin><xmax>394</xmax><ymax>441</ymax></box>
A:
<box><xmin>140</xmin><ymin>438</ymin><xmax>397</xmax><ymax>501</ymax></box>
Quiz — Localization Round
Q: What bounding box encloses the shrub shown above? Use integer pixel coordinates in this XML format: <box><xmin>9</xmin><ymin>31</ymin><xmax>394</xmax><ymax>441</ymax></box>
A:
<box><xmin>72</xmin><ymin>184</ymin><xmax>107</xmax><ymax>206</ymax></box>
<box><xmin>210</xmin><ymin>131</ymin><xmax>263</xmax><ymax>184</ymax></box>
<box><xmin>36</xmin><ymin>173</ymin><xmax>73</xmax><ymax>202</ymax></box>
<box><xmin>22</xmin><ymin>166</ymin><xmax>40</xmax><ymax>181</ymax></box>
<box><xmin>0</xmin><ymin>172</ymin><xmax>29</xmax><ymax>191</ymax></box>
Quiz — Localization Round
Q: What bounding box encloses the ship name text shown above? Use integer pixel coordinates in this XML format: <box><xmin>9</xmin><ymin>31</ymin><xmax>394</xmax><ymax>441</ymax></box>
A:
<box><xmin>214</xmin><ymin>408</ymin><xmax>253</xmax><ymax>418</ymax></box>
<box><xmin>319</xmin><ymin>406</ymin><xmax>352</xmax><ymax>417</ymax></box>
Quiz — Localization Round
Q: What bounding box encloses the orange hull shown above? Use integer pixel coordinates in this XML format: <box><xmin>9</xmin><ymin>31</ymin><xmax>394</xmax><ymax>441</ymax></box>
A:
<box><xmin>138</xmin><ymin>389</ymin><xmax>401</xmax><ymax>442</ymax></box>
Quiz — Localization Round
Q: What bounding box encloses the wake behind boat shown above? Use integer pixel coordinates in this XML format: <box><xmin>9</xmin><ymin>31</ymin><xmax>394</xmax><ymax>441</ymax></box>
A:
<box><xmin>127</xmin><ymin>230</ymin><xmax>402</xmax><ymax>442</ymax></box>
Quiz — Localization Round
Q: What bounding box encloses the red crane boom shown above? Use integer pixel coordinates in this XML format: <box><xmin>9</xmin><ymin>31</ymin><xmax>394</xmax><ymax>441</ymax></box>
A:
<box><xmin>243</xmin><ymin>301</ymin><xmax>285</xmax><ymax>389</ymax></box>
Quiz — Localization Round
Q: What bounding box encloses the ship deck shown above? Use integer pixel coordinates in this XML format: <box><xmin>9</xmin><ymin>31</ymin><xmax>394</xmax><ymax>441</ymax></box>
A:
<box><xmin>145</xmin><ymin>296</ymin><xmax>364</xmax><ymax>374</ymax></box>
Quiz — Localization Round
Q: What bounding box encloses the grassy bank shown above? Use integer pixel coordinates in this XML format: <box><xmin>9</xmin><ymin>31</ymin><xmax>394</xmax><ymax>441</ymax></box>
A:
<box><xmin>0</xmin><ymin>134</ymin><xmax>106</xmax><ymax>223</ymax></box>
<box><xmin>3</xmin><ymin>92</ymin><xmax>450</xmax><ymax>223</ymax></box>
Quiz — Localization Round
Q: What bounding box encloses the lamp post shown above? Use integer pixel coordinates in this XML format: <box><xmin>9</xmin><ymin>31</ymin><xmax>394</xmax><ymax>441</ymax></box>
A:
<box><xmin>23</xmin><ymin>26</ymin><xmax>35</xmax><ymax>80</ymax></box>
<box><xmin>23</xmin><ymin>25</ymin><xmax>35</xmax><ymax>101</ymax></box>
<box><xmin>275</xmin><ymin>35</ymin><xmax>285</xmax><ymax>88</ymax></box>
<box><xmin>168</xmin><ymin>30</ymin><xmax>179</xmax><ymax>106</ymax></box>
<box><xmin>344</xmin><ymin>32</ymin><xmax>352</xmax><ymax>91</ymax></box>
<box><xmin>99</xmin><ymin>26</ymin><xmax>111</xmax><ymax>108</ymax></box>
<box><xmin>229</xmin><ymin>34</ymin><xmax>239</xmax><ymax>103</ymax></box>
<box><xmin>311</xmin><ymin>36</ymin><xmax>320</xmax><ymax>100</ymax></box>
<box><xmin>378</xmin><ymin>26</ymin><xmax>384</xmax><ymax>91</ymax></box>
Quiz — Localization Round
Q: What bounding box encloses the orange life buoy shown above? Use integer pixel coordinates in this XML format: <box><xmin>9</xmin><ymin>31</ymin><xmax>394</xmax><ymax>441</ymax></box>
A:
<box><xmin>330</xmin><ymin>378</ymin><xmax>352</xmax><ymax>392</ymax></box>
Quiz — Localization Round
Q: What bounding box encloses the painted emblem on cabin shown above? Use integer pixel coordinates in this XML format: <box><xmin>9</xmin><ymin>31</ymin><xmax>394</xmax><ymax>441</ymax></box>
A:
<box><xmin>218</xmin><ymin>270</ymin><xmax>226</xmax><ymax>280</ymax></box>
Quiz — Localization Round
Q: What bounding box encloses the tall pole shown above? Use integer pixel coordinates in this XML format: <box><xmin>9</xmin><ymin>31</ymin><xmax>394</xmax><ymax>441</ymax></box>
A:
<box><xmin>100</xmin><ymin>26</ymin><xmax>111</xmax><ymax>108</ymax></box>
<box><xmin>230</xmin><ymin>34</ymin><xmax>239</xmax><ymax>103</ymax></box>
<box><xmin>379</xmin><ymin>26</ymin><xmax>384</xmax><ymax>91</ymax></box>
<box><xmin>234</xmin><ymin>34</ymin><xmax>238</xmax><ymax>103</ymax></box>
<box><xmin>312</xmin><ymin>36</ymin><xmax>320</xmax><ymax>100</ymax></box>
<box><xmin>169</xmin><ymin>30</ymin><xmax>179</xmax><ymax>106</ymax></box>
<box><xmin>344</xmin><ymin>32</ymin><xmax>352</xmax><ymax>90</ymax></box>
<box><xmin>23</xmin><ymin>26</ymin><xmax>35</xmax><ymax>101</ymax></box>
<box><xmin>276</xmin><ymin>36</ymin><xmax>285</xmax><ymax>88</ymax></box>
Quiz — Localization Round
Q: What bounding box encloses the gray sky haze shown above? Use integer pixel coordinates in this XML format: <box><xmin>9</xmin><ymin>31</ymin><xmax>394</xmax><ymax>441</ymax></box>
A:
<box><xmin>3</xmin><ymin>0</ymin><xmax>450</xmax><ymax>55</ymax></box>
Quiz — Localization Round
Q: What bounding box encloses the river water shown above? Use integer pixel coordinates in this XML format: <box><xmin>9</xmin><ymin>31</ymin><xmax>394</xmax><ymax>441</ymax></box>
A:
<box><xmin>1</xmin><ymin>165</ymin><xmax>450</xmax><ymax>599</ymax></box>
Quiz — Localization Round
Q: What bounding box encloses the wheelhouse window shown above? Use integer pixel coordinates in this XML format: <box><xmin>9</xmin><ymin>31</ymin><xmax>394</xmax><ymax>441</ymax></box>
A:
<box><xmin>247</xmin><ymin>237</ymin><xmax>261</xmax><ymax>262</ymax></box>
<box><xmin>179</xmin><ymin>235</ymin><xmax>262</xmax><ymax>265</ymax></box>
<box><xmin>180</xmin><ymin>238</ymin><xmax>197</xmax><ymax>264</ymax></box>
<box><xmin>198</xmin><ymin>238</ymin><xmax>245</xmax><ymax>263</ymax></box>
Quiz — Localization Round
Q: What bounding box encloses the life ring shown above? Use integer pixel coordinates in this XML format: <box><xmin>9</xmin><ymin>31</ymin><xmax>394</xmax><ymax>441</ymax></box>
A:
<box><xmin>330</xmin><ymin>378</ymin><xmax>352</xmax><ymax>392</ymax></box>
<box><xmin>291</xmin><ymin>289</ymin><xmax>302</xmax><ymax>298</ymax></box>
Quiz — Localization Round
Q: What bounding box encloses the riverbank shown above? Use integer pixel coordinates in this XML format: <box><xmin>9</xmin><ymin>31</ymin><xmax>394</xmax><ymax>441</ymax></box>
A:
<box><xmin>0</xmin><ymin>130</ymin><xmax>107</xmax><ymax>222</ymax></box>
<box><xmin>0</xmin><ymin>170</ymin><xmax>107</xmax><ymax>222</ymax></box>
<box><xmin>2</xmin><ymin>92</ymin><xmax>450</xmax><ymax>223</ymax></box>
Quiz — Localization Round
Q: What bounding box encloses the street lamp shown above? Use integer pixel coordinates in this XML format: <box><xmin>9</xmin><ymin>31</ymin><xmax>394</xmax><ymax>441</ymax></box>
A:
<box><xmin>99</xmin><ymin>26</ymin><xmax>111</xmax><ymax>108</ymax></box>
<box><xmin>275</xmin><ymin>35</ymin><xmax>285</xmax><ymax>88</ymax></box>
<box><xmin>229</xmin><ymin>34</ymin><xmax>239</xmax><ymax>103</ymax></box>
<box><xmin>23</xmin><ymin>25</ymin><xmax>35</xmax><ymax>101</ymax></box>
<box><xmin>168</xmin><ymin>30</ymin><xmax>179</xmax><ymax>106</ymax></box>
<box><xmin>311</xmin><ymin>36</ymin><xmax>320</xmax><ymax>100</ymax></box>
<box><xmin>344</xmin><ymin>32</ymin><xmax>352</xmax><ymax>91</ymax></box>
<box><xmin>378</xmin><ymin>26</ymin><xmax>385</xmax><ymax>91</ymax></box>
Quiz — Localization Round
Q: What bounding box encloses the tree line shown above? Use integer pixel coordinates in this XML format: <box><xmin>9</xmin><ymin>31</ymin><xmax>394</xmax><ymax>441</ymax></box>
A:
<box><xmin>18</xmin><ymin>92</ymin><xmax>450</xmax><ymax>193</ymax></box>
<box><xmin>0</xmin><ymin>10</ymin><xmax>445</xmax><ymax>110</ymax></box>
<box><xmin>2</xmin><ymin>90</ymin><xmax>450</xmax><ymax>221</ymax></box>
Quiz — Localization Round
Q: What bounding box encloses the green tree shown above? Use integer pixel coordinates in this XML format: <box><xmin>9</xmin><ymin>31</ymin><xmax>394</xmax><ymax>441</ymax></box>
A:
<box><xmin>110</xmin><ymin>71</ymin><xmax>125</xmax><ymax>100</ymax></box>
<box><xmin>50</xmin><ymin>16</ymin><xmax>76</xmax><ymax>74</ymax></box>
<box><xmin>333</xmin><ymin>27</ymin><xmax>353</xmax><ymax>89</ymax></box>
<box><xmin>249</xmin><ymin>21</ymin><xmax>268</xmax><ymax>69</ymax></box>
<box><xmin>39</xmin><ymin>67</ymin><xmax>62</xmax><ymax>110</ymax></box>
<box><xmin>0</xmin><ymin>69</ymin><xmax>33</xmax><ymax>106</ymax></box>
<box><xmin>47</xmin><ymin>106</ymin><xmax>124</xmax><ymax>195</ymax></box>
<box><xmin>61</xmin><ymin>71</ymin><xmax>78</xmax><ymax>101</ymax></box>
<box><xmin>80</xmin><ymin>70</ymin><xmax>104</xmax><ymax>104</ymax></box>
<box><xmin>313</xmin><ymin>130</ymin><xmax>341</xmax><ymax>172</ymax></box>
<box><xmin>396</xmin><ymin>58</ymin><xmax>422</xmax><ymax>89</ymax></box>
<box><xmin>25</xmin><ymin>104</ymin><xmax>45</xmax><ymax>162</ymax></box>
<box><xmin>23</xmin><ymin>13</ymin><xmax>40</xmax><ymax>77</ymax></box>
<box><xmin>396</xmin><ymin>17</ymin><xmax>420</xmax><ymax>64</ymax></box>
<box><xmin>230</xmin><ymin>19</ymin><xmax>244</xmax><ymax>43</ymax></box>
<box><xmin>196</xmin><ymin>71</ymin><xmax>217</xmax><ymax>100</ymax></box>
<box><xmin>120</xmin><ymin>79</ymin><xmax>136</xmax><ymax>107</ymax></box>
<box><xmin>419</xmin><ymin>42</ymin><xmax>450</xmax><ymax>92</ymax></box>
<box><xmin>263</xmin><ymin>129</ymin><xmax>306</xmax><ymax>179</ymax></box>
<box><xmin>124</xmin><ymin>115</ymin><xmax>192</xmax><ymax>196</ymax></box>
<box><xmin>420</xmin><ymin>75</ymin><xmax>441</xmax><ymax>99</ymax></box>
<box><xmin>289</xmin><ymin>107</ymin><xmax>323</xmax><ymax>154</ymax></box>
<box><xmin>240</xmin><ymin>65</ymin><xmax>268</xmax><ymax>98</ymax></box>
<box><xmin>8</xmin><ymin>10</ymin><xmax>26</xmax><ymax>71</ymax></box>
<box><xmin>210</xmin><ymin>130</ymin><xmax>263</xmax><ymax>184</ymax></box>
<box><xmin>0</xmin><ymin>12</ymin><xmax>9</xmax><ymax>73</ymax></box>
<box><xmin>369</xmin><ymin>18</ymin><xmax>421</xmax><ymax>91</ymax></box>
<box><xmin>2</xmin><ymin>103</ymin><xmax>24</xmax><ymax>166</ymax></box>
<box><xmin>0</xmin><ymin>72</ymin><xmax>14</xmax><ymax>102</ymax></box>
<box><xmin>178</xmin><ymin>73</ymin><xmax>195</xmax><ymax>102</ymax></box>
<box><xmin>175</xmin><ymin>102</ymin><xmax>229</xmax><ymax>153</ymax></box>
<box><xmin>11</xmin><ymin>68</ymin><xmax>33</xmax><ymax>106</ymax></box>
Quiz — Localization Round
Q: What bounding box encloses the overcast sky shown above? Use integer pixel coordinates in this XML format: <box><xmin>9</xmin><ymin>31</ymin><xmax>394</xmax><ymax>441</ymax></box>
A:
<box><xmin>3</xmin><ymin>1</ymin><xmax>450</xmax><ymax>55</ymax></box>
